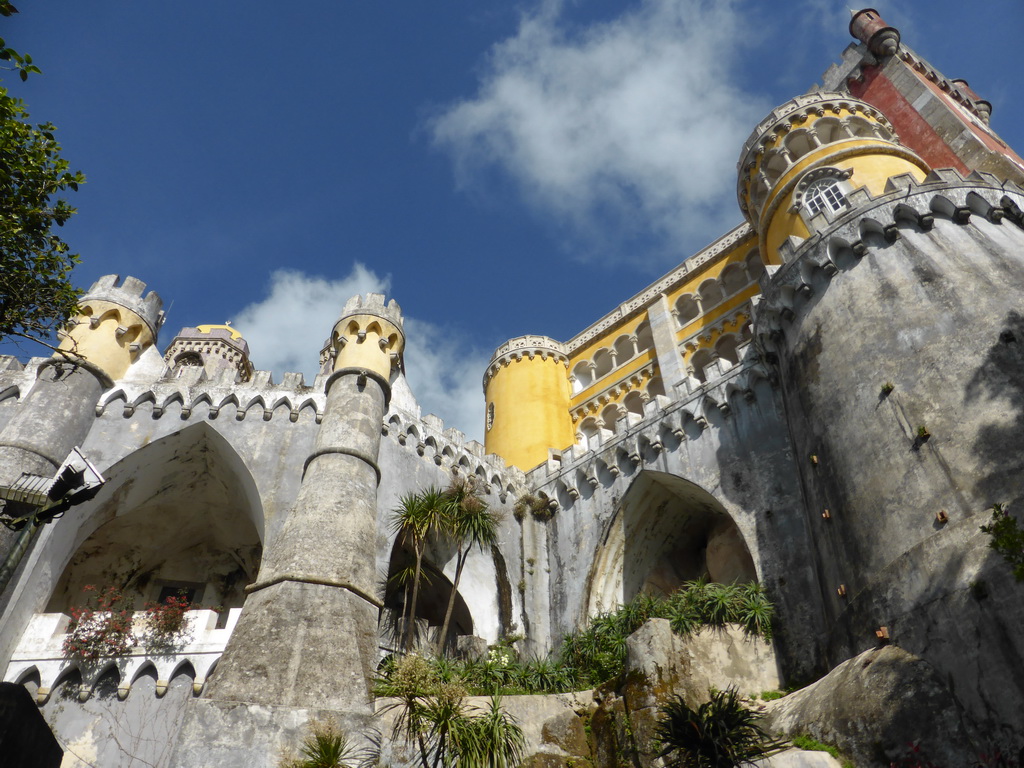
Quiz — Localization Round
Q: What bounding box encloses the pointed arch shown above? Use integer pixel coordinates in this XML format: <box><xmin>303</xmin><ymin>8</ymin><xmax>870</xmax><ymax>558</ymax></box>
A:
<box><xmin>586</xmin><ymin>471</ymin><xmax>757</xmax><ymax>617</ymax></box>
<box><xmin>13</xmin><ymin>424</ymin><xmax>266</xmax><ymax>650</ymax></box>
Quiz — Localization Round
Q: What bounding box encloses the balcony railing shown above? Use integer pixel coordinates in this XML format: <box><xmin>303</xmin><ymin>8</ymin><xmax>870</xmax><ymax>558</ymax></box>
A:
<box><xmin>3</xmin><ymin>607</ymin><xmax>241</xmax><ymax>703</ymax></box>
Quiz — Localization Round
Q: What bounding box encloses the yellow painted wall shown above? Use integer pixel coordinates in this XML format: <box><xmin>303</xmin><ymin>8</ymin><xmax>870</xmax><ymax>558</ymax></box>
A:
<box><xmin>762</xmin><ymin>150</ymin><xmax>928</xmax><ymax>261</ymax></box>
<box><xmin>485</xmin><ymin>355</ymin><xmax>574</xmax><ymax>471</ymax></box>
<box><xmin>332</xmin><ymin>315</ymin><xmax>404</xmax><ymax>380</ymax></box>
<box><xmin>59</xmin><ymin>300</ymin><xmax>155</xmax><ymax>381</ymax></box>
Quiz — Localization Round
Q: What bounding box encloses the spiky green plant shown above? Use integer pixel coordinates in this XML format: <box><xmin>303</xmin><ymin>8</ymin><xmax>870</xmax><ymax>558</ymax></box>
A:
<box><xmin>436</xmin><ymin>476</ymin><xmax>501</xmax><ymax>655</ymax></box>
<box><xmin>450</xmin><ymin>696</ymin><xmax>525</xmax><ymax>768</ymax></box>
<box><xmin>655</xmin><ymin>688</ymin><xmax>786</xmax><ymax>768</ymax></box>
<box><xmin>391</xmin><ymin>487</ymin><xmax>448</xmax><ymax>652</ymax></box>
<box><xmin>282</xmin><ymin>718</ymin><xmax>362</xmax><ymax>768</ymax></box>
<box><xmin>376</xmin><ymin>654</ymin><xmax>524</xmax><ymax>768</ymax></box>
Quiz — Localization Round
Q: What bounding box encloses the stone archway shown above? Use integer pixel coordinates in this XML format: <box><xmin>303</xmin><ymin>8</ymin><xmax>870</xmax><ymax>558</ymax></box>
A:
<box><xmin>586</xmin><ymin>471</ymin><xmax>756</xmax><ymax>616</ymax></box>
<box><xmin>43</xmin><ymin>423</ymin><xmax>264</xmax><ymax>616</ymax></box>
<box><xmin>381</xmin><ymin>537</ymin><xmax>473</xmax><ymax>655</ymax></box>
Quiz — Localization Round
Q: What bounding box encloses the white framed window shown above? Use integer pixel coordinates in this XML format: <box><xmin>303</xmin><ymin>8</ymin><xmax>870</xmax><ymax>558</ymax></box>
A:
<box><xmin>792</xmin><ymin>167</ymin><xmax>854</xmax><ymax>221</ymax></box>
<box><xmin>805</xmin><ymin>178</ymin><xmax>847</xmax><ymax>215</ymax></box>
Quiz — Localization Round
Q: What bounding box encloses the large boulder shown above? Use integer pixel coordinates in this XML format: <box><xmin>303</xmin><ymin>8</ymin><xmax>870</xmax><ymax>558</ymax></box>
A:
<box><xmin>590</xmin><ymin>619</ymin><xmax>781</xmax><ymax>768</ymax></box>
<box><xmin>623</xmin><ymin>619</ymin><xmax>781</xmax><ymax>710</ymax></box>
<box><xmin>763</xmin><ymin>646</ymin><xmax>979</xmax><ymax>767</ymax></box>
<box><xmin>480</xmin><ymin>692</ymin><xmax>595</xmax><ymax>768</ymax></box>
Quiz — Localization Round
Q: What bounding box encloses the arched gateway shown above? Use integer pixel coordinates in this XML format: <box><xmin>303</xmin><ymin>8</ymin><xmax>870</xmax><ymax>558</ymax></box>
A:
<box><xmin>586</xmin><ymin>471</ymin><xmax>757</xmax><ymax>617</ymax></box>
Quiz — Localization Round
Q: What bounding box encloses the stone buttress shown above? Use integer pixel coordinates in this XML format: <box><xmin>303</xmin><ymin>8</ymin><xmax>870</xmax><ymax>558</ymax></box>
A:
<box><xmin>742</xmin><ymin>83</ymin><xmax>1024</xmax><ymax>737</ymax></box>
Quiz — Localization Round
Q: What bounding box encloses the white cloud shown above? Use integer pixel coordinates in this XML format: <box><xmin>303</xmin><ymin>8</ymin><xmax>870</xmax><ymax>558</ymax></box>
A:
<box><xmin>403</xmin><ymin>318</ymin><xmax>489</xmax><ymax>444</ymax></box>
<box><xmin>233</xmin><ymin>266</ymin><xmax>487</xmax><ymax>442</ymax></box>
<box><xmin>429</xmin><ymin>0</ymin><xmax>770</xmax><ymax>261</ymax></box>
<box><xmin>233</xmin><ymin>265</ymin><xmax>390</xmax><ymax>378</ymax></box>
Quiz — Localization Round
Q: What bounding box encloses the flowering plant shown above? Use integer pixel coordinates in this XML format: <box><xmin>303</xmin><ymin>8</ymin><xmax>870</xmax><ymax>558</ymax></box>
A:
<box><xmin>61</xmin><ymin>585</ymin><xmax>194</xmax><ymax>661</ymax></box>
<box><xmin>61</xmin><ymin>585</ymin><xmax>135</xmax><ymax>662</ymax></box>
<box><xmin>138</xmin><ymin>593</ymin><xmax>192</xmax><ymax>652</ymax></box>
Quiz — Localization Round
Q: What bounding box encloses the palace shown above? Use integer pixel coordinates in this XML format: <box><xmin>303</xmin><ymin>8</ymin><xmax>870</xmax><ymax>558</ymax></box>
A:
<box><xmin>1</xmin><ymin>9</ymin><xmax>1022</xmax><ymax>766</ymax></box>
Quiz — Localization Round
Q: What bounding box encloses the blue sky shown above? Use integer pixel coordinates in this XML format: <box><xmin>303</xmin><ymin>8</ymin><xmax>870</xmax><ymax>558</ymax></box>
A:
<box><xmin>3</xmin><ymin>1</ymin><xmax>1022</xmax><ymax>441</ymax></box>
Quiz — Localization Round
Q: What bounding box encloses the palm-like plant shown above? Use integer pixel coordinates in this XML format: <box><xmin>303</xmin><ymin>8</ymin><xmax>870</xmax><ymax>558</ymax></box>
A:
<box><xmin>436</xmin><ymin>477</ymin><xmax>500</xmax><ymax>655</ymax></box>
<box><xmin>392</xmin><ymin>487</ymin><xmax>448</xmax><ymax>652</ymax></box>
<box><xmin>283</xmin><ymin>718</ymin><xmax>362</xmax><ymax>768</ymax></box>
<box><xmin>450</xmin><ymin>696</ymin><xmax>525</xmax><ymax>768</ymax></box>
<box><xmin>377</xmin><ymin>655</ymin><xmax>524</xmax><ymax>768</ymax></box>
<box><xmin>655</xmin><ymin>688</ymin><xmax>786</xmax><ymax>768</ymax></box>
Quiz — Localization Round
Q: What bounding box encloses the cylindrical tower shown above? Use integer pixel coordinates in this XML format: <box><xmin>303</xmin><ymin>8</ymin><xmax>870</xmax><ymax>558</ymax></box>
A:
<box><xmin>206</xmin><ymin>293</ymin><xmax>404</xmax><ymax>713</ymax></box>
<box><xmin>483</xmin><ymin>335</ymin><xmax>574</xmax><ymax>471</ymax></box>
<box><xmin>0</xmin><ymin>274</ymin><xmax>163</xmax><ymax>486</ymax></box>
<box><xmin>745</xmin><ymin>90</ymin><xmax>1024</xmax><ymax>736</ymax></box>
<box><xmin>737</xmin><ymin>92</ymin><xmax>928</xmax><ymax>264</ymax></box>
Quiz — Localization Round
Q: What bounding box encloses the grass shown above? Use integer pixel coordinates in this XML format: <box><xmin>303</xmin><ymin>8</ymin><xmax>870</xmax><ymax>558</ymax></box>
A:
<box><xmin>791</xmin><ymin>734</ymin><xmax>854</xmax><ymax>767</ymax></box>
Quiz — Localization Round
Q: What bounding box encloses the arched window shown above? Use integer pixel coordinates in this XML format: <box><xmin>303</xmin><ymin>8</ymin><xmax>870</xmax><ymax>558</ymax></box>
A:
<box><xmin>593</xmin><ymin>349</ymin><xmax>615</xmax><ymax>379</ymax></box>
<box><xmin>675</xmin><ymin>295</ymin><xmax>700</xmax><ymax>325</ymax></box>
<box><xmin>173</xmin><ymin>352</ymin><xmax>203</xmax><ymax>377</ymax></box>
<box><xmin>572</xmin><ymin>362</ymin><xmax>593</xmax><ymax>394</ymax></box>
<box><xmin>804</xmin><ymin>177</ymin><xmax>847</xmax><ymax>216</ymax></box>
<box><xmin>635</xmin><ymin>322</ymin><xmax>655</xmax><ymax>353</ymax></box>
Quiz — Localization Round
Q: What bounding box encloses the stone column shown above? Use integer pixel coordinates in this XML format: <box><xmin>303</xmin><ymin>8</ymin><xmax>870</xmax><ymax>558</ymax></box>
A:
<box><xmin>646</xmin><ymin>295</ymin><xmax>687</xmax><ymax>389</ymax></box>
<box><xmin>205</xmin><ymin>294</ymin><xmax>405</xmax><ymax>713</ymax></box>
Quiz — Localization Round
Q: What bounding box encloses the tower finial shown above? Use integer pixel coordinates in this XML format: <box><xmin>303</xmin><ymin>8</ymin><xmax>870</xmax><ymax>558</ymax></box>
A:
<box><xmin>849</xmin><ymin>8</ymin><xmax>900</xmax><ymax>58</ymax></box>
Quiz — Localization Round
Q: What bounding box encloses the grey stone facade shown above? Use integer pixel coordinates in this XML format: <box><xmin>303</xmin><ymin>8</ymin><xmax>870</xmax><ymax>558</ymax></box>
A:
<box><xmin>2</xmin><ymin>11</ymin><xmax>1024</xmax><ymax>766</ymax></box>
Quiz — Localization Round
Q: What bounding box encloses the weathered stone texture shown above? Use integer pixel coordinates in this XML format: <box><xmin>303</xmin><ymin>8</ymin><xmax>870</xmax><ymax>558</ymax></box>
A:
<box><xmin>764</xmin><ymin>646</ymin><xmax>978</xmax><ymax>768</ymax></box>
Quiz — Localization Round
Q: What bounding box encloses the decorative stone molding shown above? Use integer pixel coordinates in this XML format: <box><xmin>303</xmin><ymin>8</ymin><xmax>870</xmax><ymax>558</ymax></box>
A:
<box><xmin>483</xmin><ymin>335</ymin><xmax>568</xmax><ymax>389</ymax></box>
<box><xmin>3</xmin><ymin>608</ymin><xmax>241</xmax><ymax>703</ymax></box>
<box><xmin>754</xmin><ymin>170</ymin><xmax>1024</xmax><ymax>340</ymax></box>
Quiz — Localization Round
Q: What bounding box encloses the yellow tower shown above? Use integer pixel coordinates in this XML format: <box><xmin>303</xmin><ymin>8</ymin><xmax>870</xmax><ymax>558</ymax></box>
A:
<box><xmin>483</xmin><ymin>335</ymin><xmax>575</xmax><ymax>471</ymax></box>
<box><xmin>58</xmin><ymin>275</ymin><xmax>165</xmax><ymax>383</ymax></box>
<box><xmin>737</xmin><ymin>92</ymin><xmax>930</xmax><ymax>261</ymax></box>
<box><xmin>326</xmin><ymin>296</ymin><xmax>405</xmax><ymax>380</ymax></box>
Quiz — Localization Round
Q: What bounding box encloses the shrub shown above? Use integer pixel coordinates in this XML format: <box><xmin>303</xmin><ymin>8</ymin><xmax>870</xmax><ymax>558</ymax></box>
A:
<box><xmin>981</xmin><ymin>503</ymin><xmax>1024</xmax><ymax>582</ymax></box>
<box><xmin>139</xmin><ymin>592</ymin><xmax>192</xmax><ymax>653</ymax></box>
<box><xmin>375</xmin><ymin>655</ymin><xmax>524</xmax><ymax>768</ymax></box>
<box><xmin>62</xmin><ymin>585</ymin><xmax>134</xmax><ymax>662</ymax></box>
<box><xmin>655</xmin><ymin>687</ymin><xmax>786</xmax><ymax>767</ymax></box>
<box><xmin>376</xmin><ymin>580</ymin><xmax>776</xmax><ymax>696</ymax></box>
<box><xmin>281</xmin><ymin>718</ymin><xmax>363</xmax><ymax>768</ymax></box>
<box><xmin>62</xmin><ymin>585</ymin><xmax>194</xmax><ymax>662</ymax></box>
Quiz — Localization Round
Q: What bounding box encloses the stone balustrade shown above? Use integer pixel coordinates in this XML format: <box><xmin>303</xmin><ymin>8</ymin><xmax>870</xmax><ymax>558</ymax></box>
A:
<box><xmin>3</xmin><ymin>607</ymin><xmax>241</xmax><ymax>703</ymax></box>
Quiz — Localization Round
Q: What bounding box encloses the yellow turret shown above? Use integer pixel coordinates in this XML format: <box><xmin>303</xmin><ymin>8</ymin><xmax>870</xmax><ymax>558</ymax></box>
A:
<box><xmin>327</xmin><ymin>294</ymin><xmax>405</xmax><ymax>381</ymax></box>
<box><xmin>737</xmin><ymin>92</ymin><xmax>930</xmax><ymax>262</ymax></box>
<box><xmin>58</xmin><ymin>275</ymin><xmax>164</xmax><ymax>382</ymax></box>
<box><xmin>483</xmin><ymin>335</ymin><xmax>575</xmax><ymax>472</ymax></box>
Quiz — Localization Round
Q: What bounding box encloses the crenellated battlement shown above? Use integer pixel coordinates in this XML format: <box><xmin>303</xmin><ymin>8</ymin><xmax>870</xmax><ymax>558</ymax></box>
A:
<box><xmin>340</xmin><ymin>292</ymin><xmax>404</xmax><ymax>329</ymax></box>
<box><xmin>755</xmin><ymin>170</ymin><xmax>1024</xmax><ymax>335</ymax></box>
<box><xmin>96</xmin><ymin>366</ymin><xmax>328</xmax><ymax>423</ymax></box>
<box><xmin>382</xmin><ymin>405</ymin><xmax>527</xmax><ymax>501</ymax></box>
<box><xmin>80</xmin><ymin>274</ymin><xmax>165</xmax><ymax>337</ymax></box>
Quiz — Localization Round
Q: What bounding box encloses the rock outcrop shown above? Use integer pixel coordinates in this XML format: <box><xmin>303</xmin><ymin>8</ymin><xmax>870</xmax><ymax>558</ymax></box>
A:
<box><xmin>764</xmin><ymin>646</ymin><xmax>980</xmax><ymax>767</ymax></box>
